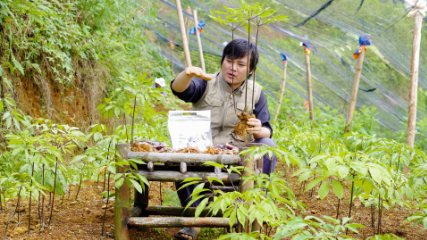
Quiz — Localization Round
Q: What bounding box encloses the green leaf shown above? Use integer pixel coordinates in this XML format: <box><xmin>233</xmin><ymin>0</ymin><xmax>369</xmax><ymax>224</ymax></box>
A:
<box><xmin>181</xmin><ymin>177</ymin><xmax>202</xmax><ymax>183</ymax></box>
<box><xmin>115</xmin><ymin>178</ymin><xmax>125</xmax><ymax>189</ymax></box>
<box><xmin>229</xmin><ymin>209</ymin><xmax>237</xmax><ymax>229</ymax></box>
<box><xmin>12</xmin><ymin>59</ymin><xmax>24</xmax><ymax>75</ymax></box>
<box><xmin>237</xmin><ymin>207</ymin><xmax>246</xmax><ymax>226</ymax></box>
<box><xmin>298</xmin><ymin>170</ymin><xmax>312</xmax><ymax>182</ymax></box>
<box><xmin>338</xmin><ymin>166</ymin><xmax>349</xmax><ymax>179</ymax></box>
<box><xmin>369</xmin><ymin>167</ymin><xmax>382</xmax><ymax>184</ymax></box>
<box><xmin>318</xmin><ymin>181</ymin><xmax>330</xmax><ymax>200</ymax></box>
<box><xmin>195</xmin><ymin>198</ymin><xmax>209</xmax><ymax>219</ymax></box>
<box><xmin>202</xmin><ymin>161</ymin><xmax>224</xmax><ymax>168</ymax></box>
<box><xmin>130</xmin><ymin>179</ymin><xmax>142</xmax><ymax>193</ymax></box>
<box><xmin>332</xmin><ymin>180</ymin><xmax>343</xmax><ymax>199</ymax></box>
<box><xmin>207</xmin><ymin>177</ymin><xmax>224</xmax><ymax>186</ymax></box>
<box><xmin>362</xmin><ymin>181</ymin><xmax>372</xmax><ymax>194</ymax></box>
<box><xmin>305</xmin><ymin>178</ymin><xmax>323</xmax><ymax>192</ymax></box>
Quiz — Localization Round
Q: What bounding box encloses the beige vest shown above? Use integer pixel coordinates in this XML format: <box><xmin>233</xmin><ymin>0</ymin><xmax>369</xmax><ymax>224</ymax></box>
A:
<box><xmin>192</xmin><ymin>71</ymin><xmax>262</xmax><ymax>144</ymax></box>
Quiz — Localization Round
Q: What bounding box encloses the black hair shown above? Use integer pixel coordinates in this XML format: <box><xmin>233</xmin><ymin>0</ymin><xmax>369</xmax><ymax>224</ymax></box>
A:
<box><xmin>221</xmin><ymin>39</ymin><xmax>259</xmax><ymax>79</ymax></box>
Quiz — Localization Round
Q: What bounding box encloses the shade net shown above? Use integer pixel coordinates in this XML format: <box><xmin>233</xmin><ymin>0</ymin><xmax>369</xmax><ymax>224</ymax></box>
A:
<box><xmin>144</xmin><ymin>0</ymin><xmax>427</xmax><ymax>131</ymax></box>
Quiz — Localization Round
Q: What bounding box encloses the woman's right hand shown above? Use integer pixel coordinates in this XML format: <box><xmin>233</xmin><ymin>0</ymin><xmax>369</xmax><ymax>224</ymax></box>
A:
<box><xmin>185</xmin><ymin>67</ymin><xmax>212</xmax><ymax>81</ymax></box>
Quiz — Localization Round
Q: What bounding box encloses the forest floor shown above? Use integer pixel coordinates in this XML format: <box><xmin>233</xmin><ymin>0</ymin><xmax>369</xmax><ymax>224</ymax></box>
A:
<box><xmin>0</xmin><ymin>164</ymin><xmax>425</xmax><ymax>240</ymax></box>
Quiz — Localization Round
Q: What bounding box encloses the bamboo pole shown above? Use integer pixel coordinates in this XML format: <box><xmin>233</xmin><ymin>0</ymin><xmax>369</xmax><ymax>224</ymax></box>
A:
<box><xmin>128</xmin><ymin>217</ymin><xmax>235</xmax><ymax>228</ymax></box>
<box><xmin>136</xmin><ymin>170</ymin><xmax>240</xmax><ymax>183</ymax></box>
<box><xmin>185</xmin><ymin>6</ymin><xmax>192</xmax><ymax>48</ymax></box>
<box><xmin>115</xmin><ymin>144</ymin><xmax>131</xmax><ymax>240</ymax></box>
<box><xmin>274</xmin><ymin>62</ymin><xmax>288</xmax><ymax>122</ymax></box>
<box><xmin>175</xmin><ymin>0</ymin><xmax>192</xmax><ymax>67</ymax></box>
<box><xmin>127</xmin><ymin>151</ymin><xmax>241</xmax><ymax>165</ymax></box>
<box><xmin>305</xmin><ymin>53</ymin><xmax>314</xmax><ymax>121</ymax></box>
<box><xmin>406</xmin><ymin>12</ymin><xmax>424</xmax><ymax>148</ymax></box>
<box><xmin>144</xmin><ymin>206</ymin><xmax>223</xmax><ymax>217</ymax></box>
<box><xmin>193</xmin><ymin>10</ymin><xmax>206</xmax><ymax>72</ymax></box>
<box><xmin>344</xmin><ymin>49</ymin><xmax>366</xmax><ymax>134</ymax></box>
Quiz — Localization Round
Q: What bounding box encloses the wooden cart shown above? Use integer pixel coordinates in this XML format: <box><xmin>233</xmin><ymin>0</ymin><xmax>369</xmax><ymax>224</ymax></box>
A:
<box><xmin>114</xmin><ymin>143</ymin><xmax>261</xmax><ymax>240</ymax></box>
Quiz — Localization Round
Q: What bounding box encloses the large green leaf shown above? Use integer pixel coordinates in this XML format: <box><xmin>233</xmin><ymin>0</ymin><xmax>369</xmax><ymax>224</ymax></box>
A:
<box><xmin>332</xmin><ymin>180</ymin><xmax>343</xmax><ymax>199</ymax></box>
<box><xmin>318</xmin><ymin>181</ymin><xmax>330</xmax><ymax>200</ymax></box>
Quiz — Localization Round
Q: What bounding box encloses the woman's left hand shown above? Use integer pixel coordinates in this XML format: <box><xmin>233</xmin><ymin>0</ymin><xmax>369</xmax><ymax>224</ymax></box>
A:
<box><xmin>247</xmin><ymin>118</ymin><xmax>263</xmax><ymax>135</ymax></box>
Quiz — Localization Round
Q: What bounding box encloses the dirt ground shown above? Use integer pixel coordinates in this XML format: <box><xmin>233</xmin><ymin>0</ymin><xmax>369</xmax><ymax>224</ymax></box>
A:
<box><xmin>0</xmin><ymin>165</ymin><xmax>425</xmax><ymax>240</ymax></box>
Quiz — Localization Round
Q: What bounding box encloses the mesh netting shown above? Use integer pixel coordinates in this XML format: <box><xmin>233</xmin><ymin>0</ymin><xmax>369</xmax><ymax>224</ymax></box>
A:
<box><xmin>145</xmin><ymin>0</ymin><xmax>427</xmax><ymax>131</ymax></box>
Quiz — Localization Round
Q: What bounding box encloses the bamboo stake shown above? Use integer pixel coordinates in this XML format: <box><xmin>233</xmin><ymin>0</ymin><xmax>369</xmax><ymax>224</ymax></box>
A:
<box><xmin>175</xmin><ymin>0</ymin><xmax>192</xmax><ymax>67</ymax></box>
<box><xmin>305</xmin><ymin>52</ymin><xmax>314</xmax><ymax>121</ymax></box>
<box><xmin>344</xmin><ymin>49</ymin><xmax>366</xmax><ymax>134</ymax></box>
<box><xmin>406</xmin><ymin>12</ymin><xmax>423</xmax><ymax>148</ymax></box>
<box><xmin>274</xmin><ymin>62</ymin><xmax>288</xmax><ymax>122</ymax></box>
<box><xmin>185</xmin><ymin>7</ymin><xmax>192</xmax><ymax>49</ymax></box>
<box><xmin>193</xmin><ymin>10</ymin><xmax>205</xmax><ymax>72</ymax></box>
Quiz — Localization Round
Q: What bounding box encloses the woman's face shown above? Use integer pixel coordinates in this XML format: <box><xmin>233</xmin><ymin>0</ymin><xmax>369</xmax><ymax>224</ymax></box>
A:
<box><xmin>221</xmin><ymin>56</ymin><xmax>252</xmax><ymax>90</ymax></box>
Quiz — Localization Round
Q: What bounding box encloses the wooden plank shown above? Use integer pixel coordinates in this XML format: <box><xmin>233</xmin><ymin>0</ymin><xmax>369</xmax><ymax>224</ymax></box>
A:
<box><xmin>344</xmin><ymin>49</ymin><xmax>366</xmax><ymax>134</ymax></box>
<box><xmin>115</xmin><ymin>143</ymin><xmax>131</xmax><ymax>240</ymax></box>
<box><xmin>128</xmin><ymin>217</ymin><xmax>234</xmax><ymax>228</ymax></box>
<box><xmin>137</xmin><ymin>170</ymin><xmax>240</xmax><ymax>183</ymax></box>
<box><xmin>145</xmin><ymin>206</ymin><xmax>223</xmax><ymax>217</ymax></box>
<box><xmin>127</xmin><ymin>152</ymin><xmax>241</xmax><ymax>165</ymax></box>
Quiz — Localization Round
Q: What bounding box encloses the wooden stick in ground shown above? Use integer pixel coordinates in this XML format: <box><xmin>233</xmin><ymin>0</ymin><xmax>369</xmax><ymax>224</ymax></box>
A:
<box><xmin>305</xmin><ymin>52</ymin><xmax>314</xmax><ymax>121</ymax></box>
<box><xmin>274</xmin><ymin>61</ymin><xmax>288</xmax><ymax>122</ymax></box>
<box><xmin>193</xmin><ymin>10</ymin><xmax>205</xmax><ymax>72</ymax></box>
<box><xmin>406</xmin><ymin>11</ymin><xmax>424</xmax><ymax>148</ymax></box>
<box><xmin>115</xmin><ymin>144</ymin><xmax>131</xmax><ymax>240</ymax></box>
<box><xmin>175</xmin><ymin>0</ymin><xmax>192</xmax><ymax>68</ymax></box>
<box><xmin>344</xmin><ymin>49</ymin><xmax>366</xmax><ymax>134</ymax></box>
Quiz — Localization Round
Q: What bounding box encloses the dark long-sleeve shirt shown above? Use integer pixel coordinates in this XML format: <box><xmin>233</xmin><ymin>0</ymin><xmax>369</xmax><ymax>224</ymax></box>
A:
<box><xmin>171</xmin><ymin>77</ymin><xmax>273</xmax><ymax>137</ymax></box>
